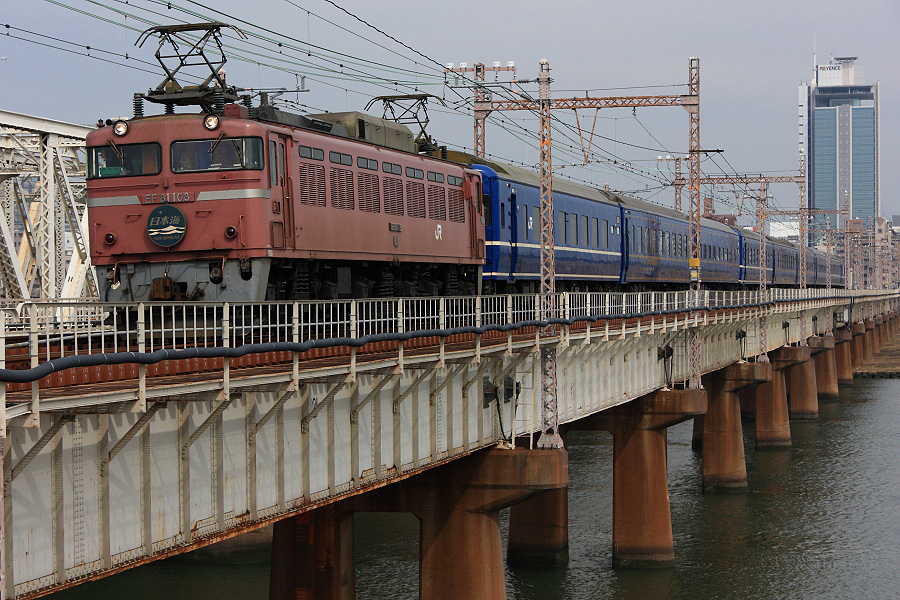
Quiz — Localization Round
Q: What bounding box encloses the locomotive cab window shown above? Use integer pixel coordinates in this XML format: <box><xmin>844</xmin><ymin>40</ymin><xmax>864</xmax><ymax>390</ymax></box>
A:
<box><xmin>171</xmin><ymin>137</ymin><xmax>263</xmax><ymax>173</ymax></box>
<box><xmin>88</xmin><ymin>142</ymin><xmax>161</xmax><ymax>179</ymax></box>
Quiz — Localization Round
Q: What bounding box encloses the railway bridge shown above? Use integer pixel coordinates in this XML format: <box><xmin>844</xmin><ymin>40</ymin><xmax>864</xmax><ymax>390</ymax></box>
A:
<box><xmin>0</xmin><ymin>288</ymin><xmax>896</xmax><ymax>599</ymax></box>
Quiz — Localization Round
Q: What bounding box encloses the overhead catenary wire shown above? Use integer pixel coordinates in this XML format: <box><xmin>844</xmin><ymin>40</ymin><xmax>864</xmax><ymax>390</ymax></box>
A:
<box><xmin>43</xmin><ymin>0</ymin><xmax>680</xmax><ymax>189</ymax></box>
<box><xmin>21</xmin><ymin>0</ymin><xmax>715</xmax><ymax>201</ymax></box>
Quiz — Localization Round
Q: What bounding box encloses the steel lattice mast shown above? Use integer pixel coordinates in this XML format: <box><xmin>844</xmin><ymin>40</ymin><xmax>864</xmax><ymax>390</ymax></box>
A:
<box><xmin>686</xmin><ymin>57</ymin><xmax>702</xmax><ymax>388</ymax></box>
<box><xmin>842</xmin><ymin>190</ymin><xmax>852</xmax><ymax>290</ymax></box>
<box><xmin>535</xmin><ymin>59</ymin><xmax>562</xmax><ymax>449</ymax></box>
<box><xmin>757</xmin><ymin>183</ymin><xmax>769</xmax><ymax>361</ymax></box>
<box><xmin>444</xmin><ymin>62</ymin><xmax>517</xmax><ymax>158</ymax></box>
<box><xmin>798</xmin><ymin>148</ymin><xmax>808</xmax><ymax>344</ymax></box>
<box><xmin>658</xmin><ymin>156</ymin><xmax>686</xmax><ymax>212</ymax></box>
<box><xmin>695</xmin><ymin>172</ymin><xmax>821</xmax><ymax>357</ymax></box>
<box><xmin>826</xmin><ymin>217</ymin><xmax>833</xmax><ymax>290</ymax></box>
<box><xmin>458</xmin><ymin>57</ymin><xmax>701</xmax><ymax>395</ymax></box>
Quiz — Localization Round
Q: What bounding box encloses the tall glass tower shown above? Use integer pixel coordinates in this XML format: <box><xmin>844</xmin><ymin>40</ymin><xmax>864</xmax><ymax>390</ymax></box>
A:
<box><xmin>800</xmin><ymin>56</ymin><xmax>880</xmax><ymax>243</ymax></box>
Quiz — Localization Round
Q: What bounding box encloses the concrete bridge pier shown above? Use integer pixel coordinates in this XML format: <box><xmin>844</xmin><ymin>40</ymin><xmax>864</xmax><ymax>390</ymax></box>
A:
<box><xmin>695</xmin><ymin>362</ymin><xmax>770</xmax><ymax>492</ymax></box>
<box><xmin>408</xmin><ymin>447</ymin><xmax>567</xmax><ymax>599</ymax></box>
<box><xmin>863</xmin><ymin>320</ymin><xmax>876</xmax><ymax>362</ymax></box>
<box><xmin>587</xmin><ymin>389</ymin><xmax>706</xmax><ymax>567</ymax></box>
<box><xmin>278</xmin><ymin>447</ymin><xmax>569</xmax><ymax>600</ymax></box>
<box><xmin>875</xmin><ymin>315</ymin><xmax>885</xmax><ymax>350</ymax></box>
<box><xmin>507</xmin><ymin>433</ymin><xmax>569</xmax><ymax>568</ymax></box>
<box><xmin>270</xmin><ymin>503</ymin><xmax>355</xmax><ymax>600</ymax></box>
<box><xmin>834</xmin><ymin>328</ymin><xmax>855</xmax><ymax>384</ymax></box>
<box><xmin>851</xmin><ymin>323</ymin><xmax>866</xmax><ymax>369</ymax></box>
<box><xmin>787</xmin><ymin>356</ymin><xmax>818</xmax><ymax>419</ymax></box>
<box><xmin>754</xmin><ymin>346</ymin><xmax>809</xmax><ymax>449</ymax></box>
<box><xmin>809</xmin><ymin>335</ymin><xmax>839</xmax><ymax>401</ymax></box>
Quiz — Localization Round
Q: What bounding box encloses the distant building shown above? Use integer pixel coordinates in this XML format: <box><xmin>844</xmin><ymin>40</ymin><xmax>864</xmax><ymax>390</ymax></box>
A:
<box><xmin>707</xmin><ymin>214</ymin><xmax>736</xmax><ymax>226</ymax></box>
<box><xmin>770</xmin><ymin>221</ymin><xmax>800</xmax><ymax>243</ymax></box>
<box><xmin>799</xmin><ymin>56</ymin><xmax>879</xmax><ymax>244</ymax></box>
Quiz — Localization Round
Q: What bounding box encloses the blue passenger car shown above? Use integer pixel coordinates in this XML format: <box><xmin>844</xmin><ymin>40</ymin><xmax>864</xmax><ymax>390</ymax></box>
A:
<box><xmin>697</xmin><ymin>219</ymin><xmax>741</xmax><ymax>285</ymax></box>
<box><xmin>466</xmin><ymin>152</ymin><xmax>842</xmax><ymax>292</ymax></box>
<box><xmin>475</xmin><ymin>162</ymin><xmax>623</xmax><ymax>292</ymax></box>
<box><xmin>618</xmin><ymin>197</ymin><xmax>690</xmax><ymax>285</ymax></box>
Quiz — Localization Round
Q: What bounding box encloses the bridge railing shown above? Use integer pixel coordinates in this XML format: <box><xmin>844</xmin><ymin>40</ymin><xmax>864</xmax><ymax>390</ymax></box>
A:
<box><xmin>0</xmin><ymin>288</ymin><xmax>890</xmax><ymax>386</ymax></box>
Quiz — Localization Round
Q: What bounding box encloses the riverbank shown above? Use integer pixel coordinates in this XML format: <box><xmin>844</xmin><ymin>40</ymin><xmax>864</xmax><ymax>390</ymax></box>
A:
<box><xmin>854</xmin><ymin>331</ymin><xmax>900</xmax><ymax>378</ymax></box>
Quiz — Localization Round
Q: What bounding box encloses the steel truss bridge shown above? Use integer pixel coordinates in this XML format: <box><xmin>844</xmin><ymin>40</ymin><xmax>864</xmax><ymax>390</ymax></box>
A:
<box><xmin>0</xmin><ymin>288</ymin><xmax>895</xmax><ymax>598</ymax></box>
<box><xmin>0</xmin><ymin>110</ymin><xmax>96</xmax><ymax>301</ymax></box>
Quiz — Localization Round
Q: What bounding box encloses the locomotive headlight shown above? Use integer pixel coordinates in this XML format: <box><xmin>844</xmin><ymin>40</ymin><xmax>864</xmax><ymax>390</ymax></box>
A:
<box><xmin>224</xmin><ymin>226</ymin><xmax>237</xmax><ymax>239</ymax></box>
<box><xmin>112</xmin><ymin>120</ymin><xmax>129</xmax><ymax>136</ymax></box>
<box><xmin>203</xmin><ymin>114</ymin><xmax>220</xmax><ymax>131</ymax></box>
<box><xmin>104</xmin><ymin>233</ymin><xmax>117</xmax><ymax>245</ymax></box>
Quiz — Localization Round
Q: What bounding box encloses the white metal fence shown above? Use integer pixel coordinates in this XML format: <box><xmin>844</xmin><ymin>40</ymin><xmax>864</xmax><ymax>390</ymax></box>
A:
<box><xmin>0</xmin><ymin>288</ymin><xmax>890</xmax><ymax>374</ymax></box>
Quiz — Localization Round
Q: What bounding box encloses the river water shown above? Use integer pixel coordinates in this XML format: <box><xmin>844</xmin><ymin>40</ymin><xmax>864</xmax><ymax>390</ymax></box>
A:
<box><xmin>50</xmin><ymin>379</ymin><xmax>900</xmax><ymax>599</ymax></box>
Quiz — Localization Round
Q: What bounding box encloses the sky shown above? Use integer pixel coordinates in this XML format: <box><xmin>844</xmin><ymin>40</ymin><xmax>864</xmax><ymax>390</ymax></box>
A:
<box><xmin>3</xmin><ymin>0</ymin><xmax>898</xmax><ymax>221</ymax></box>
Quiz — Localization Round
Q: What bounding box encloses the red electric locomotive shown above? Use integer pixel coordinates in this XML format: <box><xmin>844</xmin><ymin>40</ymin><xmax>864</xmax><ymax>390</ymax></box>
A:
<box><xmin>86</xmin><ymin>32</ymin><xmax>485</xmax><ymax>303</ymax></box>
<box><xmin>86</xmin><ymin>23</ymin><xmax>485</xmax><ymax>303</ymax></box>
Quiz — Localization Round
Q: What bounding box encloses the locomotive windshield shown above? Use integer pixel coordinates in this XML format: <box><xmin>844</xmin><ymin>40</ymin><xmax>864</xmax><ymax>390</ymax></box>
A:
<box><xmin>171</xmin><ymin>137</ymin><xmax>264</xmax><ymax>173</ymax></box>
<box><xmin>88</xmin><ymin>142</ymin><xmax>162</xmax><ymax>179</ymax></box>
